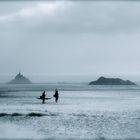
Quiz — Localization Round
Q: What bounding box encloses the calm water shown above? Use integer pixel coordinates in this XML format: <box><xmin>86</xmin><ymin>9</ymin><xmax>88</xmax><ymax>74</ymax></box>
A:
<box><xmin>0</xmin><ymin>83</ymin><xmax>140</xmax><ymax>139</ymax></box>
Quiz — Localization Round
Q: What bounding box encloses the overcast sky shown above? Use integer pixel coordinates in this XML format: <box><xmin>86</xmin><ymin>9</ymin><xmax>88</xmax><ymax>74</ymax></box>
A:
<box><xmin>0</xmin><ymin>1</ymin><xmax>140</xmax><ymax>82</ymax></box>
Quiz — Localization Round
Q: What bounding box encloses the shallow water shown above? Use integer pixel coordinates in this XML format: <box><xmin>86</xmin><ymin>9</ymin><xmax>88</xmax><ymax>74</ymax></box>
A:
<box><xmin>0</xmin><ymin>83</ymin><xmax>140</xmax><ymax>139</ymax></box>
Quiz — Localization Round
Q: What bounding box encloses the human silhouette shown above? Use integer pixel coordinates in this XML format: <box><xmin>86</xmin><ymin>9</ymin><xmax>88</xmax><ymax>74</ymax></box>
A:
<box><xmin>53</xmin><ymin>89</ymin><xmax>59</xmax><ymax>103</ymax></box>
<box><xmin>41</xmin><ymin>91</ymin><xmax>46</xmax><ymax>104</ymax></box>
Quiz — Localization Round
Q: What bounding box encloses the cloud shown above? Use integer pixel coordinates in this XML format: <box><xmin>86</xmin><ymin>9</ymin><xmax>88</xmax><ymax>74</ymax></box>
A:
<box><xmin>18</xmin><ymin>2</ymin><xmax>69</xmax><ymax>18</ymax></box>
<box><xmin>0</xmin><ymin>1</ymin><xmax>72</xmax><ymax>22</ymax></box>
<box><xmin>1</xmin><ymin>1</ymin><xmax>140</xmax><ymax>34</ymax></box>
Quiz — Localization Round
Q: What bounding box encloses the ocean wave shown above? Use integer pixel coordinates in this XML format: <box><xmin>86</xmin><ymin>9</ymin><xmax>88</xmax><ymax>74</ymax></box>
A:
<box><xmin>0</xmin><ymin>112</ymin><xmax>59</xmax><ymax>117</ymax></box>
<box><xmin>0</xmin><ymin>113</ymin><xmax>22</xmax><ymax>117</ymax></box>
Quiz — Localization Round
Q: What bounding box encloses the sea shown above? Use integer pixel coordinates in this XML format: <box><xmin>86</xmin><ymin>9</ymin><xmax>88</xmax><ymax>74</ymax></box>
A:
<box><xmin>0</xmin><ymin>83</ymin><xmax>140</xmax><ymax>139</ymax></box>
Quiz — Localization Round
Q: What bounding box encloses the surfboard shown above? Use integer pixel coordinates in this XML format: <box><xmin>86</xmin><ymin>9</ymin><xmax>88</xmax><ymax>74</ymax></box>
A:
<box><xmin>37</xmin><ymin>97</ymin><xmax>51</xmax><ymax>100</ymax></box>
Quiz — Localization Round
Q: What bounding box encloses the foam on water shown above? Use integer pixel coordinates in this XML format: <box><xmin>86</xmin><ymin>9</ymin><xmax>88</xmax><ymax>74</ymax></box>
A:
<box><xmin>0</xmin><ymin>122</ymin><xmax>44</xmax><ymax>139</ymax></box>
<box><xmin>0</xmin><ymin>111</ymin><xmax>140</xmax><ymax>139</ymax></box>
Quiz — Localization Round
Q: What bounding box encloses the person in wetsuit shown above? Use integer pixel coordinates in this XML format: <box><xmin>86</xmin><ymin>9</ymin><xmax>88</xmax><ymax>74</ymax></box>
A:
<box><xmin>41</xmin><ymin>91</ymin><xmax>46</xmax><ymax>104</ymax></box>
<box><xmin>53</xmin><ymin>89</ymin><xmax>59</xmax><ymax>103</ymax></box>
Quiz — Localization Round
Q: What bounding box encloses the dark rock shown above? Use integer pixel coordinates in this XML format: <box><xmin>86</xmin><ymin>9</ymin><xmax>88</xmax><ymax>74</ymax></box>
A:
<box><xmin>7</xmin><ymin>72</ymin><xmax>32</xmax><ymax>84</ymax></box>
<box><xmin>89</xmin><ymin>76</ymin><xmax>136</xmax><ymax>85</ymax></box>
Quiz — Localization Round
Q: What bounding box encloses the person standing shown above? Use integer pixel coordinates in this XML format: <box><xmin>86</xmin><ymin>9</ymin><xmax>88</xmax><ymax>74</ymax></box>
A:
<box><xmin>53</xmin><ymin>89</ymin><xmax>59</xmax><ymax>103</ymax></box>
<box><xmin>41</xmin><ymin>91</ymin><xmax>46</xmax><ymax>104</ymax></box>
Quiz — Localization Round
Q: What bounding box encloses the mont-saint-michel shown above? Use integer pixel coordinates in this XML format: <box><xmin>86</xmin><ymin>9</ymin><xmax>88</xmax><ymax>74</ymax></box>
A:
<box><xmin>7</xmin><ymin>73</ymin><xmax>32</xmax><ymax>84</ymax></box>
<box><xmin>89</xmin><ymin>76</ymin><xmax>136</xmax><ymax>85</ymax></box>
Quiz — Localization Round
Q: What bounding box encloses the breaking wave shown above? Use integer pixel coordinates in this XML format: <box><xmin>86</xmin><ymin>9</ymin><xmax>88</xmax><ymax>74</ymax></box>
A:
<box><xmin>0</xmin><ymin>112</ymin><xmax>59</xmax><ymax>117</ymax></box>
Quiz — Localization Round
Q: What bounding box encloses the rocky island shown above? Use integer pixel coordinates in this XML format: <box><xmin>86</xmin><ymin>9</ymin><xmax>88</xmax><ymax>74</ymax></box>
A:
<box><xmin>89</xmin><ymin>76</ymin><xmax>136</xmax><ymax>85</ymax></box>
<box><xmin>7</xmin><ymin>73</ymin><xmax>32</xmax><ymax>84</ymax></box>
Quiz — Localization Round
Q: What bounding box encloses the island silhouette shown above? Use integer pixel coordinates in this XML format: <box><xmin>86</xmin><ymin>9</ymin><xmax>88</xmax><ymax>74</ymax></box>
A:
<box><xmin>89</xmin><ymin>76</ymin><xmax>136</xmax><ymax>85</ymax></box>
<box><xmin>7</xmin><ymin>72</ymin><xmax>32</xmax><ymax>84</ymax></box>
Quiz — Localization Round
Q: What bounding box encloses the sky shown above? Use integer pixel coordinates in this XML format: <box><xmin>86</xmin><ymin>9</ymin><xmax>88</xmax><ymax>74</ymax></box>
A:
<box><xmin>0</xmin><ymin>1</ymin><xmax>140</xmax><ymax>82</ymax></box>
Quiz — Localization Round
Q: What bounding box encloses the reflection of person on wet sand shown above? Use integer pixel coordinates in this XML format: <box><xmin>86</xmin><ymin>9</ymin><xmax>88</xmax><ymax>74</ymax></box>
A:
<box><xmin>53</xmin><ymin>89</ymin><xmax>59</xmax><ymax>103</ymax></box>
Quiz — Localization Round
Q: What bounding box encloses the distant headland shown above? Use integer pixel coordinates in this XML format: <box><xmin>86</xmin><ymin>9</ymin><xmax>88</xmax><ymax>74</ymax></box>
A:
<box><xmin>89</xmin><ymin>76</ymin><xmax>136</xmax><ymax>85</ymax></box>
<box><xmin>7</xmin><ymin>73</ymin><xmax>32</xmax><ymax>84</ymax></box>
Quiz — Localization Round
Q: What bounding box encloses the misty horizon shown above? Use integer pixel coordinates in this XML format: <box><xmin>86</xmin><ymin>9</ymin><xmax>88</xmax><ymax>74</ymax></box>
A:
<box><xmin>1</xmin><ymin>73</ymin><xmax>140</xmax><ymax>83</ymax></box>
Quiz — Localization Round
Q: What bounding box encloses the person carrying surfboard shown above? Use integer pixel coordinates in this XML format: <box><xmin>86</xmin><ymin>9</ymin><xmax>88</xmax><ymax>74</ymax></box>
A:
<box><xmin>41</xmin><ymin>91</ymin><xmax>46</xmax><ymax>104</ymax></box>
<box><xmin>37</xmin><ymin>91</ymin><xmax>51</xmax><ymax>104</ymax></box>
<box><xmin>53</xmin><ymin>89</ymin><xmax>59</xmax><ymax>103</ymax></box>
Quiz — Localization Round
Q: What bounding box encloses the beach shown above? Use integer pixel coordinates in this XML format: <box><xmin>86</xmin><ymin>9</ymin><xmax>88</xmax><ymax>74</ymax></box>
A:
<box><xmin>0</xmin><ymin>83</ymin><xmax>140</xmax><ymax>139</ymax></box>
